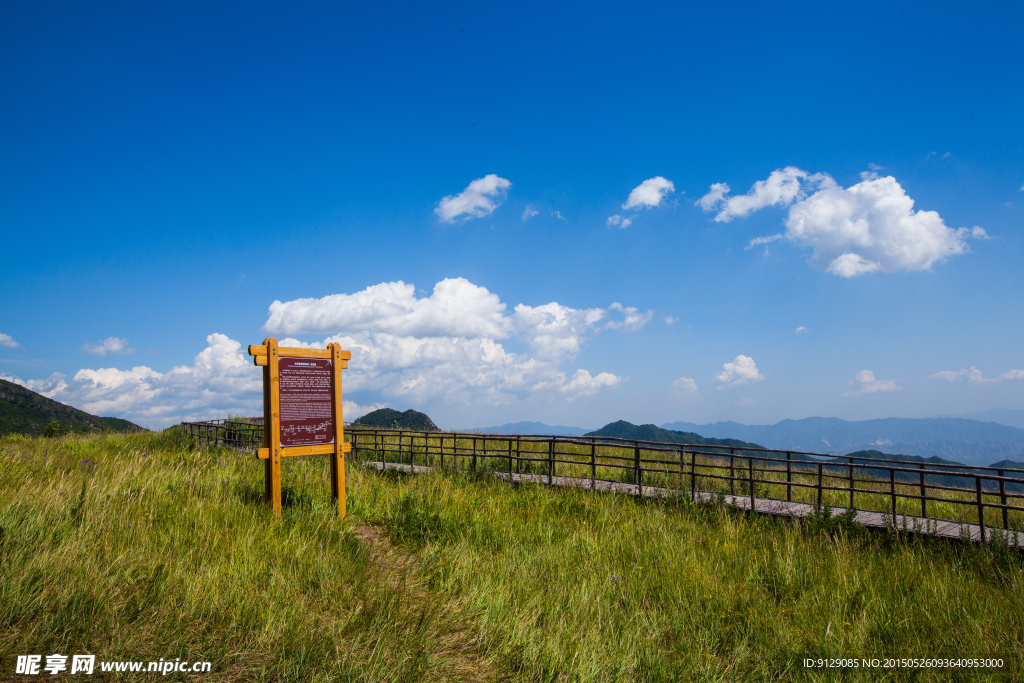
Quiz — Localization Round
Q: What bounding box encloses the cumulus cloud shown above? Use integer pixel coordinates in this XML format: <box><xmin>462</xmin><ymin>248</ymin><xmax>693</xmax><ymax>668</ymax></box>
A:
<box><xmin>841</xmin><ymin>370</ymin><xmax>902</xmax><ymax>396</ymax></box>
<box><xmin>435</xmin><ymin>174</ymin><xmax>512</xmax><ymax>222</ymax></box>
<box><xmin>698</xmin><ymin>168</ymin><xmax>986</xmax><ymax>277</ymax></box>
<box><xmin>795</xmin><ymin>326</ymin><xmax>808</xmax><ymax>334</ymax></box>
<box><xmin>269</xmin><ymin>278</ymin><xmax>645</xmax><ymax>405</ymax></box>
<box><xmin>664</xmin><ymin>315</ymin><xmax>678</xmax><ymax>325</ymax></box>
<box><xmin>552</xmin><ymin>210</ymin><xmax>567</xmax><ymax>221</ymax></box>
<box><xmin>672</xmin><ymin>376</ymin><xmax>701</xmax><ymax>401</ymax></box>
<box><xmin>11</xmin><ymin>282</ymin><xmax>648</xmax><ymax>426</ymax></box>
<box><xmin>604</xmin><ymin>303</ymin><xmax>653</xmax><ymax>331</ymax></box>
<box><xmin>928</xmin><ymin>367</ymin><xmax>1024</xmax><ymax>385</ymax></box>
<box><xmin>82</xmin><ymin>337</ymin><xmax>135</xmax><ymax>356</ymax></box>
<box><xmin>698</xmin><ymin>167</ymin><xmax>833</xmax><ymax>222</ymax></box>
<box><xmin>4</xmin><ymin>334</ymin><xmax>263</xmax><ymax>425</ymax></box>
<box><xmin>1</xmin><ymin>371</ymin><xmax>67</xmax><ymax>398</ymax></box>
<box><xmin>716</xmin><ymin>355</ymin><xmax>764</xmax><ymax>389</ymax></box>
<box><xmin>606</xmin><ymin>214</ymin><xmax>633</xmax><ymax>229</ymax></box>
<box><xmin>266</xmin><ymin>279</ymin><xmax>511</xmax><ymax>337</ymax></box>
<box><xmin>0</xmin><ymin>333</ymin><xmax>19</xmax><ymax>349</ymax></box>
<box><xmin>623</xmin><ymin>176</ymin><xmax>675</xmax><ymax>210</ymax></box>
<box><xmin>521</xmin><ymin>205</ymin><xmax>538</xmax><ymax>221</ymax></box>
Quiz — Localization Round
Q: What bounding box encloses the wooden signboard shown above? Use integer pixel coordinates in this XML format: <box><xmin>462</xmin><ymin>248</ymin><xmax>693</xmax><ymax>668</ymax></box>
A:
<box><xmin>248</xmin><ymin>338</ymin><xmax>352</xmax><ymax>517</ymax></box>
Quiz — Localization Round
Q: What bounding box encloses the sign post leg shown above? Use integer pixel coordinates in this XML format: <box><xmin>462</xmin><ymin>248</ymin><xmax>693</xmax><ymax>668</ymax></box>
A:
<box><xmin>329</xmin><ymin>342</ymin><xmax>347</xmax><ymax>518</ymax></box>
<box><xmin>268</xmin><ymin>337</ymin><xmax>283</xmax><ymax>514</ymax></box>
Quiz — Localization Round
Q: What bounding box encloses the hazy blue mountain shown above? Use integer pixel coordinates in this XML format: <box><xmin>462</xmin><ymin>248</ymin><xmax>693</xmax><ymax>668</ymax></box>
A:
<box><xmin>659</xmin><ymin>417</ymin><xmax>1024</xmax><ymax>467</ymax></box>
<box><xmin>949</xmin><ymin>408</ymin><xmax>1024</xmax><ymax>431</ymax></box>
<box><xmin>473</xmin><ymin>421</ymin><xmax>595</xmax><ymax>436</ymax></box>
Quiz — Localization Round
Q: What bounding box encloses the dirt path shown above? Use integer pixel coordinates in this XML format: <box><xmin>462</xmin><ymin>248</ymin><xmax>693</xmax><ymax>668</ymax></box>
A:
<box><xmin>352</xmin><ymin>523</ymin><xmax>502</xmax><ymax>682</ymax></box>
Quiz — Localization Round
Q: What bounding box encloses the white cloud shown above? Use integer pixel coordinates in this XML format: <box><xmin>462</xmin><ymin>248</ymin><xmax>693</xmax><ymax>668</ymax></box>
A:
<box><xmin>521</xmin><ymin>205</ymin><xmax>539</xmax><ymax>221</ymax></box>
<box><xmin>695</xmin><ymin>183</ymin><xmax>729</xmax><ymax>212</ymax></box>
<box><xmin>664</xmin><ymin>316</ymin><xmax>678</xmax><ymax>325</ymax></box>
<box><xmin>0</xmin><ymin>333</ymin><xmax>19</xmax><ymax>349</ymax></box>
<box><xmin>699</xmin><ymin>167</ymin><xmax>986</xmax><ymax>277</ymax></box>
<box><xmin>604</xmin><ymin>302</ymin><xmax>653</xmax><ymax>331</ymax></box>
<box><xmin>795</xmin><ymin>326</ymin><xmax>808</xmax><ymax>334</ymax></box>
<box><xmin>606</xmin><ymin>214</ymin><xmax>633</xmax><ymax>229</ymax></box>
<box><xmin>12</xmin><ymin>282</ymin><xmax>648</xmax><ymax>425</ymax></box>
<box><xmin>269</xmin><ymin>278</ymin><xmax>645</xmax><ymax>405</ymax></box>
<box><xmin>698</xmin><ymin>167</ymin><xmax>834</xmax><ymax>222</ymax></box>
<box><xmin>1</xmin><ymin>371</ymin><xmax>67</xmax><ymax>398</ymax></box>
<box><xmin>552</xmin><ymin>210</ymin><xmax>567</xmax><ymax>221</ymax></box>
<box><xmin>266</xmin><ymin>278</ymin><xmax>512</xmax><ymax>337</ymax></box>
<box><xmin>745</xmin><ymin>233</ymin><xmax>784</xmax><ymax>250</ymax></box>
<box><xmin>841</xmin><ymin>369</ymin><xmax>902</xmax><ymax>396</ymax></box>
<box><xmin>928</xmin><ymin>367</ymin><xmax>1024</xmax><ymax>385</ymax></box>
<box><xmin>623</xmin><ymin>176</ymin><xmax>675</xmax><ymax>210</ymax></box>
<box><xmin>82</xmin><ymin>337</ymin><xmax>135</xmax><ymax>356</ymax></box>
<box><xmin>671</xmin><ymin>376</ymin><xmax>701</xmax><ymax>401</ymax></box>
<box><xmin>4</xmin><ymin>334</ymin><xmax>263</xmax><ymax>425</ymax></box>
<box><xmin>435</xmin><ymin>174</ymin><xmax>512</xmax><ymax>222</ymax></box>
<box><xmin>736</xmin><ymin>397</ymin><xmax>756</xmax><ymax>407</ymax></box>
<box><xmin>716</xmin><ymin>355</ymin><xmax>764</xmax><ymax>389</ymax></box>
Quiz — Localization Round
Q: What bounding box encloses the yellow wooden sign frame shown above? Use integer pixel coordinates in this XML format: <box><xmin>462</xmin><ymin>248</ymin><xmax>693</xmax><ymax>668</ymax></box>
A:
<box><xmin>248</xmin><ymin>338</ymin><xmax>352</xmax><ymax>517</ymax></box>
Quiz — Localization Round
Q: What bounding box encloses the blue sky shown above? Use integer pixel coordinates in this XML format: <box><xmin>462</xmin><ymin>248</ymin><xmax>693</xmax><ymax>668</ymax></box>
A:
<box><xmin>2</xmin><ymin>1</ymin><xmax>1022</xmax><ymax>430</ymax></box>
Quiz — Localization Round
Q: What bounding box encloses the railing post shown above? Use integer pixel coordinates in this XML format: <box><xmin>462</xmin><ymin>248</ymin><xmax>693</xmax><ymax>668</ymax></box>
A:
<box><xmin>729</xmin><ymin>449</ymin><xmax>735</xmax><ymax>496</ymax></box>
<box><xmin>920</xmin><ymin>463</ymin><xmax>927</xmax><ymax>519</ymax></box>
<box><xmin>748</xmin><ymin>457</ymin><xmax>756</xmax><ymax>514</ymax></box>
<box><xmin>690</xmin><ymin>450</ymin><xmax>696</xmax><ymax>501</ymax></box>
<box><xmin>635</xmin><ymin>444</ymin><xmax>642</xmax><ymax>496</ymax></box>
<box><xmin>508</xmin><ymin>439</ymin><xmax>513</xmax><ymax>480</ymax></box>
<box><xmin>889</xmin><ymin>469</ymin><xmax>897</xmax><ymax>526</ymax></box>
<box><xmin>679</xmin><ymin>446</ymin><xmax>684</xmax><ymax>494</ymax></box>
<box><xmin>999</xmin><ymin>470</ymin><xmax>1008</xmax><ymax>530</ymax></box>
<box><xmin>516</xmin><ymin>437</ymin><xmax>521</xmax><ymax>475</ymax></box>
<box><xmin>592</xmin><ymin>442</ymin><xmax>597</xmax><ymax>491</ymax></box>
<box><xmin>548</xmin><ymin>440</ymin><xmax>555</xmax><ymax>486</ymax></box>
<box><xmin>816</xmin><ymin>463</ymin><xmax>823</xmax><ymax>508</ymax></box>
<box><xmin>848</xmin><ymin>458</ymin><xmax>854</xmax><ymax>510</ymax></box>
<box><xmin>473</xmin><ymin>436</ymin><xmax>477</xmax><ymax>473</ymax></box>
<box><xmin>976</xmin><ymin>476</ymin><xmax>986</xmax><ymax>542</ymax></box>
<box><xmin>786</xmin><ymin>452</ymin><xmax>791</xmax><ymax>502</ymax></box>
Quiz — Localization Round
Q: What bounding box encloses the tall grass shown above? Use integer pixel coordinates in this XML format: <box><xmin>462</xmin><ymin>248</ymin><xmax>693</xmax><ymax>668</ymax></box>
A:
<box><xmin>0</xmin><ymin>430</ymin><xmax>496</xmax><ymax>682</ymax></box>
<box><xmin>351</xmin><ymin>463</ymin><xmax>1024</xmax><ymax>681</ymax></box>
<box><xmin>2</xmin><ymin>430</ymin><xmax>1022</xmax><ymax>681</ymax></box>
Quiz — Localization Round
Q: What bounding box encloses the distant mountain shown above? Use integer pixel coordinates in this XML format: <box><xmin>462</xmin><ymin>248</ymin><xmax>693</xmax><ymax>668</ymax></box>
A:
<box><xmin>585</xmin><ymin>421</ymin><xmax>765</xmax><ymax>452</ymax></box>
<box><xmin>0</xmin><ymin>378</ymin><xmax>144</xmax><ymax>436</ymax></box>
<box><xmin>474</xmin><ymin>421</ymin><xmax>595</xmax><ymax>436</ymax></box>
<box><xmin>660</xmin><ymin>417</ymin><xmax>1024</xmax><ymax>467</ymax></box>
<box><xmin>352</xmin><ymin>408</ymin><xmax>439</xmax><ymax>431</ymax></box>
<box><xmin>950</xmin><ymin>408</ymin><xmax>1024</xmax><ymax>431</ymax></box>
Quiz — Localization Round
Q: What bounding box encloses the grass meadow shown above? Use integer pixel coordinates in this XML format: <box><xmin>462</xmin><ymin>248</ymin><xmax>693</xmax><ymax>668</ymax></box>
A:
<box><xmin>1</xmin><ymin>429</ymin><xmax>1022</xmax><ymax>681</ymax></box>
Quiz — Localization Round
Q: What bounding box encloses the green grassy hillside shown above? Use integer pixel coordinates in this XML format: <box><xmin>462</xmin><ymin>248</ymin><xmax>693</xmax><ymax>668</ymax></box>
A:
<box><xmin>2</xmin><ymin>430</ymin><xmax>1020</xmax><ymax>681</ymax></box>
<box><xmin>353</xmin><ymin>407</ymin><xmax>439</xmax><ymax>431</ymax></box>
<box><xmin>0</xmin><ymin>378</ymin><xmax>144</xmax><ymax>436</ymax></box>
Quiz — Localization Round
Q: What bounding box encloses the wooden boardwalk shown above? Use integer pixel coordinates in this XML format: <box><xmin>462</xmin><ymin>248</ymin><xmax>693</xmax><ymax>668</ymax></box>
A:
<box><xmin>363</xmin><ymin>460</ymin><xmax>1024</xmax><ymax>548</ymax></box>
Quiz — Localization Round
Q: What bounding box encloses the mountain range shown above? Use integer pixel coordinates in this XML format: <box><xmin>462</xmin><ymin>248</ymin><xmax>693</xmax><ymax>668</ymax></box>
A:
<box><xmin>659</xmin><ymin>417</ymin><xmax>1024</xmax><ymax>467</ymax></box>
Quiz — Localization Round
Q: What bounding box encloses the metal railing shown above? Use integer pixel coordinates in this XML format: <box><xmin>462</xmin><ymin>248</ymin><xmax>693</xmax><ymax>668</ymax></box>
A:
<box><xmin>182</xmin><ymin>418</ymin><xmax>265</xmax><ymax>452</ymax></box>
<box><xmin>178</xmin><ymin>421</ymin><xmax>1024</xmax><ymax>539</ymax></box>
<box><xmin>348</xmin><ymin>428</ymin><xmax>1024</xmax><ymax>540</ymax></box>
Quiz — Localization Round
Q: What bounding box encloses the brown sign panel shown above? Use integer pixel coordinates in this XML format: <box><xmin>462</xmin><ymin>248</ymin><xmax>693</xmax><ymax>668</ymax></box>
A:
<box><xmin>278</xmin><ymin>357</ymin><xmax>335</xmax><ymax>447</ymax></box>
